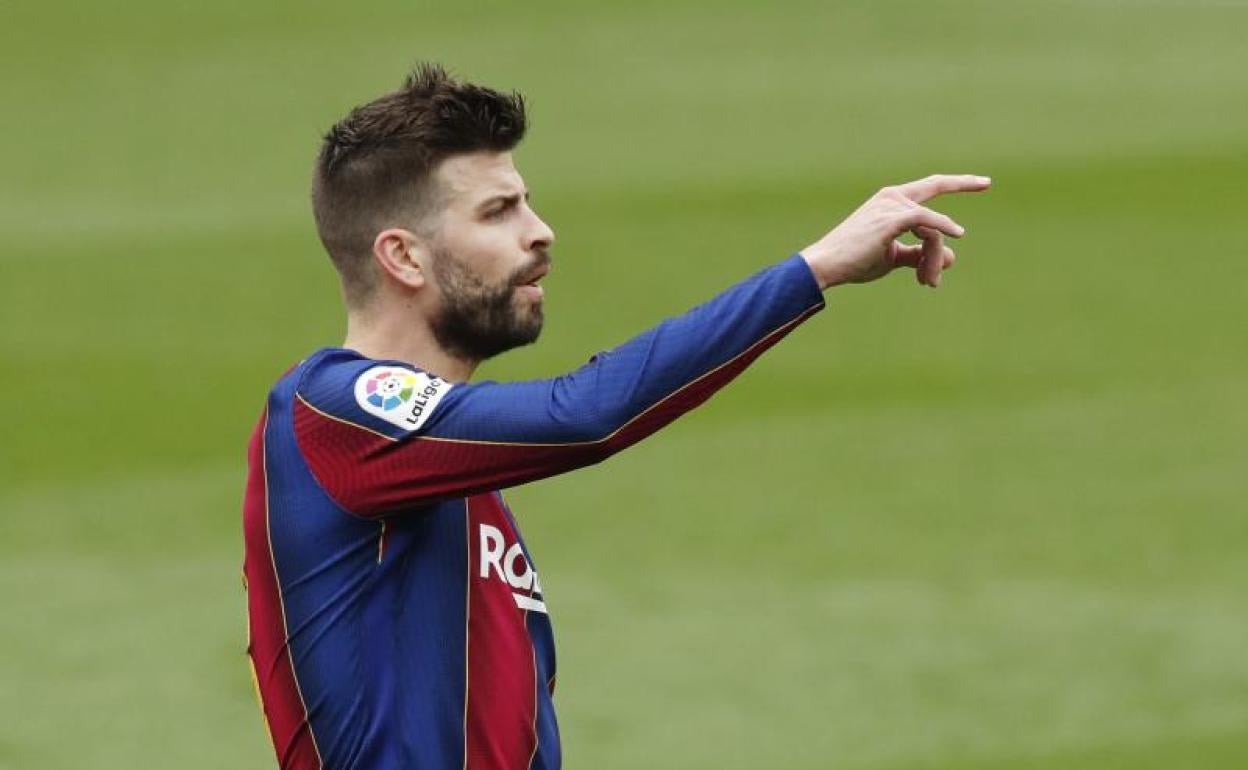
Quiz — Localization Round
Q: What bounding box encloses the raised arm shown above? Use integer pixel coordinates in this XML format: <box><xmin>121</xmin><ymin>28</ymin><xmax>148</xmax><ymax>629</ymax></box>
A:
<box><xmin>294</xmin><ymin>254</ymin><xmax>824</xmax><ymax>516</ymax></box>
<box><xmin>294</xmin><ymin>173</ymin><xmax>990</xmax><ymax>517</ymax></box>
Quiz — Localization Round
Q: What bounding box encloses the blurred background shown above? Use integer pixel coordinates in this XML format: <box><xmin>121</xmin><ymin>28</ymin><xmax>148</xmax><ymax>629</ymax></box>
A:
<box><xmin>2</xmin><ymin>0</ymin><xmax>1246</xmax><ymax>767</ymax></box>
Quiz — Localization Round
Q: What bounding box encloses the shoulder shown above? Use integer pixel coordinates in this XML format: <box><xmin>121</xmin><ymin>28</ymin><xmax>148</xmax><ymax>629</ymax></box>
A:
<box><xmin>294</xmin><ymin>348</ymin><xmax>456</xmax><ymax>440</ymax></box>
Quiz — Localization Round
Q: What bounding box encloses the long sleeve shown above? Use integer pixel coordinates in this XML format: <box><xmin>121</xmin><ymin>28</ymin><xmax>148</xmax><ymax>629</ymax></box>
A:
<box><xmin>293</xmin><ymin>253</ymin><xmax>825</xmax><ymax>516</ymax></box>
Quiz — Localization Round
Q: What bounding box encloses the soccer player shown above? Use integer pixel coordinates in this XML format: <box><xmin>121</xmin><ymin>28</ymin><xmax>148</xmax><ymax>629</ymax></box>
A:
<box><xmin>242</xmin><ymin>63</ymin><xmax>989</xmax><ymax>770</ymax></box>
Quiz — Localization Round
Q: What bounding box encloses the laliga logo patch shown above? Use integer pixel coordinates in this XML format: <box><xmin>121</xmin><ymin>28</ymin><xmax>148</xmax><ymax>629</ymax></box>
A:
<box><xmin>354</xmin><ymin>366</ymin><xmax>452</xmax><ymax>432</ymax></box>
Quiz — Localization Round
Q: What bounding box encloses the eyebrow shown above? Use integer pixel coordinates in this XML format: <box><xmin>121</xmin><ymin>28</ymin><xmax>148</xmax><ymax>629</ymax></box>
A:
<box><xmin>475</xmin><ymin>190</ymin><xmax>530</xmax><ymax>212</ymax></box>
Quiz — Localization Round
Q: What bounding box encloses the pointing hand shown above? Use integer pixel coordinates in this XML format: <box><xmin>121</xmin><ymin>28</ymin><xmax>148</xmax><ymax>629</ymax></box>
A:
<box><xmin>800</xmin><ymin>174</ymin><xmax>992</xmax><ymax>290</ymax></box>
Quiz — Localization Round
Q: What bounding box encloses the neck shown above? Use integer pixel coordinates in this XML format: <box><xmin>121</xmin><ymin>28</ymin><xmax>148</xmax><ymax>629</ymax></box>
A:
<box><xmin>342</xmin><ymin>304</ymin><xmax>479</xmax><ymax>384</ymax></box>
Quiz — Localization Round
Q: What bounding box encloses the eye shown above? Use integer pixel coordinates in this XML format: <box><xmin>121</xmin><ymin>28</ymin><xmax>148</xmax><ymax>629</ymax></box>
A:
<box><xmin>482</xmin><ymin>194</ymin><xmax>525</xmax><ymax>221</ymax></box>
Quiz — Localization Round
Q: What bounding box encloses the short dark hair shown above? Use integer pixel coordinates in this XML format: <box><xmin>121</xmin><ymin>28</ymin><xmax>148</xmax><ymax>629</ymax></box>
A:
<box><xmin>311</xmin><ymin>63</ymin><xmax>528</xmax><ymax>307</ymax></box>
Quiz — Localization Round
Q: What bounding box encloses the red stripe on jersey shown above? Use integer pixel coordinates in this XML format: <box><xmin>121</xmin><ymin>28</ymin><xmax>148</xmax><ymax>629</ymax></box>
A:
<box><xmin>293</xmin><ymin>397</ymin><xmax>603</xmax><ymax>516</ymax></box>
<box><xmin>293</xmin><ymin>303</ymin><xmax>817</xmax><ymax>518</ymax></box>
<box><xmin>243</xmin><ymin>411</ymin><xmax>323</xmax><ymax>770</ymax></box>
<box><xmin>464</xmin><ymin>494</ymin><xmax>539</xmax><ymax>770</ymax></box>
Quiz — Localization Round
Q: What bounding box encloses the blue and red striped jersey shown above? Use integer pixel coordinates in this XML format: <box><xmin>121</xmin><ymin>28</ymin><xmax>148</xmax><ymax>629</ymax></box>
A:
<box><xmin>242</xmin><ymin>254</ymin><xmax>825</xmax><ymax>769</ymax></box>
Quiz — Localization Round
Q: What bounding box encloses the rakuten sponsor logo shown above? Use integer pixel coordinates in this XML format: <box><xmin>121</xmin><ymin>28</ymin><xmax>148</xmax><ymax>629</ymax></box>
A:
<box><xmin>479</xmin><ymin>524</ymin><xmax>547</xmax><ymax>614</ymax></box>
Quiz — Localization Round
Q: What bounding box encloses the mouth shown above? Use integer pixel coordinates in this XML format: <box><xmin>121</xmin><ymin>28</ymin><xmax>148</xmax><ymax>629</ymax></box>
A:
<box><xmin>515</xmin><ymin>263</ymin><xmax>550</xmax><ymax>288</ymax></box>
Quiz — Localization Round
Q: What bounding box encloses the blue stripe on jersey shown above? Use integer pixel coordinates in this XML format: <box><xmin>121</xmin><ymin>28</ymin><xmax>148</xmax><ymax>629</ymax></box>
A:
<box><xmin>264</xmin><ymin>369</ymin><xmax>473</xmax><ymax>767</ymax></box>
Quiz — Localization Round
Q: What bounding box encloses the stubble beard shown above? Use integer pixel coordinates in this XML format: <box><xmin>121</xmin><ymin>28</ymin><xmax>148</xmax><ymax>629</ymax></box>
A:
<box><xmin>427</xmin><ymin>245</ymin><xmax>547</xmax><ymax>362</ymax></box>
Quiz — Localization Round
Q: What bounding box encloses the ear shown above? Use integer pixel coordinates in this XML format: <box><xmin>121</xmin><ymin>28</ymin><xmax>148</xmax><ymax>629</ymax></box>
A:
<box><xmin>372</xmin><ymin>228</ymin><xmax>427</xmax><ymax>290</ymax></box>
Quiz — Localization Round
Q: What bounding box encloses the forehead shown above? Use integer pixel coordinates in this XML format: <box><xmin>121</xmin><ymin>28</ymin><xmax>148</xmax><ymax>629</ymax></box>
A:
<box><xmin>435</xmin><ymin>151</ymin><xmax>524</xmax><ymax>207</ymax></box>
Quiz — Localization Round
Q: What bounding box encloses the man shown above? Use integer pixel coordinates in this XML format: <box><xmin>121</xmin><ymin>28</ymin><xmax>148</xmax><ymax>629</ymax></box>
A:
<box><xmin>242</xmin><ymin>63</ymin><xmax>989</xmax><ymax>770</ymax></box>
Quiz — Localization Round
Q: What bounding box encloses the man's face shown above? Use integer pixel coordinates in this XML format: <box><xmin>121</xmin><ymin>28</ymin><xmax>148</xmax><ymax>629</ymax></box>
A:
<box><xmin>422</xmin><ymin>151</ymin><xmax>555</xmax><ymax>362</ymax></box>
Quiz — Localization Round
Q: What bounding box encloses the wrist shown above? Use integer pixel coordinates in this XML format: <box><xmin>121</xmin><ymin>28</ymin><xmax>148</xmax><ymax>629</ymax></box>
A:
<box><xmin>799</xmin><ymin>249</ymin><xmax>842</xmax><ymax>291</ymax></box>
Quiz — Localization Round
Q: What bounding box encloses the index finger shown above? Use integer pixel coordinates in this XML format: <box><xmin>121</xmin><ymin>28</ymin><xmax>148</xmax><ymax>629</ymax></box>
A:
<box><xmin>896</xmin><ymin>174</ymin><xmax>992</xmax><ymax>204</ymax></box>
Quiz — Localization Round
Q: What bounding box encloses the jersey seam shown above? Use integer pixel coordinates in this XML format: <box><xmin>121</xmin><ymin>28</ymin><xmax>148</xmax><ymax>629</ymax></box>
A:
<box><xmin>260</xmin><ymin>409</ymin><xmax>326</xmax><ymax>769</ymax></box>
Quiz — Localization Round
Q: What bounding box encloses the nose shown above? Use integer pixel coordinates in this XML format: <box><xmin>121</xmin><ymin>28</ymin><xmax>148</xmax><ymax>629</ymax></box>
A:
<box><xmin>523</xmin><ymin>207</ymin><xmax>555</xmax><ymax>253</ymax></box>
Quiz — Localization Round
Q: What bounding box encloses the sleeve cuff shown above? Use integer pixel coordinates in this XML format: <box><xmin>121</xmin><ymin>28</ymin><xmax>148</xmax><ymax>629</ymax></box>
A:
<box><xmin>781</xmin><ymin>252</ymin><xmax>828</xmax><ymax>313</ymax></box>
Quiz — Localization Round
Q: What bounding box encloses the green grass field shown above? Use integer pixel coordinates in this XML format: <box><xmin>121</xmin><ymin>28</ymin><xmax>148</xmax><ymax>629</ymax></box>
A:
<box><xmin>2</xmin><ymin>0</ymin><xmax>1246</xmax><ymax>767</ymax></box>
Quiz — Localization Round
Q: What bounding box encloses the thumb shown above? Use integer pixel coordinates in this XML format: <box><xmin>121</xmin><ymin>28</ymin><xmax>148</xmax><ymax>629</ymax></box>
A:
<box><xmin>889</xmin><ymin>241</ymin><xmax>925</xmax><ymax>268</ymax></box>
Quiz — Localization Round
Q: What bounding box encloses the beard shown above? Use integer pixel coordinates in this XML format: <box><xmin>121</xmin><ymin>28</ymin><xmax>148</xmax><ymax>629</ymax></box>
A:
<box><xmin>427</xmin><ymin>245</ymin><xmax>548</xmax><ymax>362</ymax></box>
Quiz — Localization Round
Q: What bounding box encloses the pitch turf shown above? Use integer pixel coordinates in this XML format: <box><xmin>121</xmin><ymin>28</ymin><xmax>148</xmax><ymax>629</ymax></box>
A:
<box><xmin>2</xmin><ymin>1</ymin><xmax>1246</xmax><ymax>767</ymax></box>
